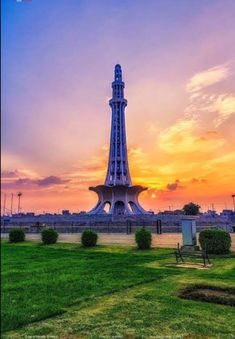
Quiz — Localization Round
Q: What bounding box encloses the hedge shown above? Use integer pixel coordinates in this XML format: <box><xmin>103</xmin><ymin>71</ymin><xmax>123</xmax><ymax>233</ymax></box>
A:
<box><xmin>41</xmin><ymin>228</ymin><xmax>58</xmax><ymax>245</ymax></box>
<box><xmin>9</xmin><ymin>228</ymin><xmax>25</xmax><ymax>243</ymax></box>
<box><xmin>199</xmin><ymin>228</ymin><xmax>231</xmax><ymax>254</ymax></box>
<box><xmin>81</xmin><ymin>230</ymin><xmax>98</xmax><ymax>247</ymax></box>
<box><xmin>135</xmin><ymin>227</ymin><xmax>152</xmax><ymax>249</ymax></box>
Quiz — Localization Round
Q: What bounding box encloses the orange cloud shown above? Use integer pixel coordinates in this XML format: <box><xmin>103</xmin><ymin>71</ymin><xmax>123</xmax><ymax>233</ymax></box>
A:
<box><xmin>158</xmin><ymin>119</ymin><xmax>224</xmax><ymax>154</ymax></box>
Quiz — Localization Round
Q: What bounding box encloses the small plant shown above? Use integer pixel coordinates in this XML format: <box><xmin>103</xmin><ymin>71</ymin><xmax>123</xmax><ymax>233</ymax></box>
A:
<box><xmin>183</xmin><ymin>202</ymin><xmax>200</xmax><ymax>215</ymax></box>
<box><xmin>41</xmin><ymin>228</ymin><xmax>58</xmax><ymax>245</ymax></box>
<box><xmin>9</xmin><ymin>228</ymin><xmax>25</xmax><ymax>243</ymax></box>
<box><xmin>135</xmin><ymin>227</ymin><xmax>152</xmax><ymax>249</ymax></box>
<box><xmin>199</xmin><ymin>228</ymin><xmax>231</xmax><ymax>254</ymax></box>
<box><xmin>81</xmin><ymin>229</ymin><xmax>98</xmax><ymax>247</ymax></box>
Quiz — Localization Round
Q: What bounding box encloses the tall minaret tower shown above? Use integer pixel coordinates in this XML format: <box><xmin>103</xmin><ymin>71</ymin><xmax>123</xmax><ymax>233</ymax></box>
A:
<box><xmin>89</xmin><ymin>65</ymin><xmax>149</xmax><ymax>216</ymax></box>
<box><xmin>105</xmin><ymin>64</ymin><xmax>132</xmax><ymax>186</ymax></box>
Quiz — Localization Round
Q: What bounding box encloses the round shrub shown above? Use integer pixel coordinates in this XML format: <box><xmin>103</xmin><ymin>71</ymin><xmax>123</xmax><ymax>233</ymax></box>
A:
<box><xmin>199</xmin><ymin>228</ymin><xmax>231</xmax><ymax>254</ymax></box>
<box><xmin>9</xmin><ymin>228</ymin><xmax>25</xmax><ymax>243</ymax></box>
<box><xmin>41</xmin><ymin>228</ymin><xmax>58</xmax><ymax>245</ymax></box>
<box><xmin>135</xmin><ymin>227</ymin><xmax>152</xmax><ymax>250</ymax></box>
<box><xmin>81</xmin><ymin>229</ymin><xmax>98</xmax><ymax>247</ymax></box>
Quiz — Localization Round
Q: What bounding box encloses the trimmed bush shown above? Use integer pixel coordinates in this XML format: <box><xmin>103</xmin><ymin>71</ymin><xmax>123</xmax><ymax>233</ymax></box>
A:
<box><xmin>41</xmin><ymin>228</ymin><xmax>58</xmax><ymax>245</ymax></box>
<box><xmin>9</xmin><ymin>228</ymin><xmax>25</xmax><ymax>243</ymax></box>
<box><xmin>135</xmin><ymin>227</ymin><xmax>152</xmax><ymax>249</ymax></box>
<box><xmin>199</xmin><ymin>228</ymin><xmax>231</xmax><ymax>254</ymax></box>
<box><xmin>81</xmin><ymin>230</ymin><xmax>98</xmax><ymax>247</ymax></box>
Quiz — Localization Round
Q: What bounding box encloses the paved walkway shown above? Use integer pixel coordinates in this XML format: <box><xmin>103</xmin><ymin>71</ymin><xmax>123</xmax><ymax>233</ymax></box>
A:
<box><xmin>2</xmin><ymin>233</ymin><xmax>235</xmax><ymax>250</ymax></box>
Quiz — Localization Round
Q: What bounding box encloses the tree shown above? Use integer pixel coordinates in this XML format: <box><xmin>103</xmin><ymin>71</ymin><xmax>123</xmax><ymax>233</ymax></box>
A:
<box><xmin>183</xmin><ymin>202</ymin><xmax>200</xmax><ymax>215</ymax></box>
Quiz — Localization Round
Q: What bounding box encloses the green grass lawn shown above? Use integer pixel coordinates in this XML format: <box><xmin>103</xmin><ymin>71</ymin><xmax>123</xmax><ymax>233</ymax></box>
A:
<box><xmin>1</xmin><ymin>241</ymin><xmax>235</xmax><ymax>338</ymax></box>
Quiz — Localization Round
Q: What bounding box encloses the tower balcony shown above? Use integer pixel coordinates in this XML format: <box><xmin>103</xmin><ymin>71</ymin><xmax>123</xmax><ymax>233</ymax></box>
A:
<box><xmin>109</xmin><ymin>98</ymin><xmax>127</xmax><ymax>105</ymax></box>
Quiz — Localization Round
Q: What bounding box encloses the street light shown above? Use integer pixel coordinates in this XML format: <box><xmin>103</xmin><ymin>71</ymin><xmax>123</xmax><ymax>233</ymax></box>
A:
<box><xmin>17</xmin><ymin>192</ymin><xmax>22</xmax><ymax>214</ymax></box>
<box><xmin>11</xmin><ymin>193</ymin><xmax>14</xmax><ymax>216</ymax></box>
<box><xmin>3</xmin><ymin>193</ymin><xmax>6</xmax><ymax>216</ymax></box>
<box><xmin>232</xmin><ymin>194</ymin><xmax>235</xmax><ymax>212</ymax></box>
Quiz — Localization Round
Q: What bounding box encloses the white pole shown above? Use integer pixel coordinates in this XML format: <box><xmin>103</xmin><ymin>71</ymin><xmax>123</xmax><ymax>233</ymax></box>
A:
<box><xmin>11</xmin><ymin>193</ymin><xmax>14</xmax><ymax>216</ymax></box>
<box><xmin>231</xmin><ymin>195</ymin><xmax>235</xmax><ymax>211</ymax></box>
<box><xmin>3</xmin><ymin>193</ymin><xmax>6</xmax><ymax>216</ymax></box>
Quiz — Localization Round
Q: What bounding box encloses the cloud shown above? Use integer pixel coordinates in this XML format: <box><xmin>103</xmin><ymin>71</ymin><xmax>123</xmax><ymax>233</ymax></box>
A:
<box><xmin>190</xmin><ymin>178</ymin><xmax>207</xmax><ymax>184</ymax></box>
<box><xmin>184</xmin><ymin>90</ymin><xmax>235</xmax><ymax>127</ymax></box>
<box><xmin>159</xmin><ymin>119</ymin><xmax>196</xmax><ymax>153</ymax></box>
<box><xmin>15</xmin><ymin>178</ymin><xmax>32</xmax><ymax>186</ymax></box>
<box><xmin>212</xmin><ymin>95</ymin><xmax>235</xmax><ymax>127</ymax></box>
<box><xmin>1</xmin><ymin>170</ymin><xmax>19</xmax><ymax>178</ymax></box>
<box><xmin>166</xmin><ymin>179</ymin><xmax>183</xmax><ymax>191</ymax></box>
<box><xmin>2</xmin><ymin>175</ymin><xmax>69</xmax><ymax>190</ymax></box>
<box><xmin>208</xmin><ymin>151</ymin><xmax>235</xmax><ymax>165</ymax></box>
<box><xmin>35</xmin><ymin>176</ymin><xmax>69</xmax><ymax>186</ymax></box>
<box><xmin>158</xmin><ymin>119</ymin><xmax>224</xmax><ymax>154</ymax></box>
<box><xmin>68</xmin><ymin>145</ymin><xmax>108</xmax><ymax>178</ymax></box>
<box><xmin>186</xmin><ymin>64</ymin><xmax>230</xmax><ymax>93</ymax></box>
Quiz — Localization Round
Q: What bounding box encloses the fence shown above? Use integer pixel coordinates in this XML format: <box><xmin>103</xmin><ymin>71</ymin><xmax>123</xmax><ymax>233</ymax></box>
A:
<box><xmin>1</xmin><ymin>220</ymin><xmax>233</xmax><ymax>234</ymax></box>
<box><xmin>0</xmin><ymin>220</ymin><xmax>163</xmax><ymax>234</ymax></box>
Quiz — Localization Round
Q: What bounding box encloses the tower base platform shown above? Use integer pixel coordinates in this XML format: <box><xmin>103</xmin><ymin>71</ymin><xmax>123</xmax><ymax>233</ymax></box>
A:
<box><xmin>88</xmin><ymin>185</ymin><xmax>149</xmax><ymax>215</ymax></box>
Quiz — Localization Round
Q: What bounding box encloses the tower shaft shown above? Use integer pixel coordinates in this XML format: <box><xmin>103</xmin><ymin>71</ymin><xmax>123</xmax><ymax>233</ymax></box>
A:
<box><xmin>105</xmin><ymin>64</ymin><xmax>131</xmax><ymax>186</ymax></box>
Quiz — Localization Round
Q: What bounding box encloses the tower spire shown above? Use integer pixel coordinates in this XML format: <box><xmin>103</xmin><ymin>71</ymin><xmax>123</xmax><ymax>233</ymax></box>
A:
<box><xmin>105</xmin><ymin>64</ymin><xmax>131</xmax><ymax>186</ymax></box>
<box><xmin>114</xmin><ymin>64</ymin><xmax>122</xmax><ymax>81</ymax></box>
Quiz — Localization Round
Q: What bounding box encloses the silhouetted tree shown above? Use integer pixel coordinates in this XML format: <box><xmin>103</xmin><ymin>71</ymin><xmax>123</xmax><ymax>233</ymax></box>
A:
<box><xmin>183</xmin><ymin>202</ymin><xmax>200</xmax><ymax>215</ymax></box>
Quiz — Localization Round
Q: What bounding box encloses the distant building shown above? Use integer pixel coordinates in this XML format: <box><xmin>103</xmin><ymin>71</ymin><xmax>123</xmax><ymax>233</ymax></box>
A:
<box><xmin>204</xmin><ymin>210</ymin><xmax>218</xmax><ymax>217</ymax></box>
<box><xmin>220</xmin><ymin>209</ymin><xmax>234</xmax><ymax>217</ymax></box>
<box><xmin>62</xmin><ymin>210</ymin><xmax>70</xmax><ymax>215</ymax></box>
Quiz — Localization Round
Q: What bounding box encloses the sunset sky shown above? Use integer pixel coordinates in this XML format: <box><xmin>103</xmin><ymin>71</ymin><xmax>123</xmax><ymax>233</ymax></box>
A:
<box><xmin>2</xmin><ymin>0</ymin><xmax>235</xmax><ymax>214</ymax></box>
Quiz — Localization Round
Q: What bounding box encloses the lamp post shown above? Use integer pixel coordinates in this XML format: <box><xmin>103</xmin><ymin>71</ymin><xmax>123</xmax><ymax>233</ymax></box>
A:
<box><xmin>3</xmin><ymin>193</ymin><xmax>6</xmax><ymax>216</ymax></box>
<box><xmin>10</xmin><ymin>193</ymin><xmax>14</xmax><ymax>216</ymax></box>
<box><xmin>232</xmin><ymin>195</ymin><xmax>235</xmax><ymax>212</ymax></box>
<box><xmin>17</xmin><ymin>192</ymin><xmax>22</xmax><ymax>214</ymax></box>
